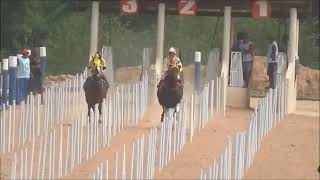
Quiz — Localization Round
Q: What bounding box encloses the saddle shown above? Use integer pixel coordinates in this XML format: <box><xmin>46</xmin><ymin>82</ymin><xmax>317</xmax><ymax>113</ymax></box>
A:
<box><xmin>157</xmin><ymin>78</ymin><xmax>183</xmax><ymax>90</ymax></box>
<box><xmin>92</xmin><ymin>73</ymin><xmax>110</xmax><ymax>88</ymax></box>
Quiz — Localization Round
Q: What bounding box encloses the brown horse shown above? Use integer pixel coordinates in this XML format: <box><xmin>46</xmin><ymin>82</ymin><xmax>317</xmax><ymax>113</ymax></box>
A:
<box><xmin>83</xmin><ymin>66</ymin><xmax>109</xmax><ymax>123</ymax></box>
<box><xmin>157</xmin><ymin>64</ymin><xmax>183</xmax><ymax>122</ymax></box>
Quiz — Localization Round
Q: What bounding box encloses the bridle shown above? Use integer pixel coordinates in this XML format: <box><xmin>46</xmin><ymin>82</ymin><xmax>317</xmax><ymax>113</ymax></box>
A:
<box><xmin>169</xmin><ymin>63</ymin><xmax>180</xmax><ymax>72</ymax></box>
<box><xmin>168</xmin><ymin>63</ymin><xmax>182</xmax><ymax>88</ymax></box>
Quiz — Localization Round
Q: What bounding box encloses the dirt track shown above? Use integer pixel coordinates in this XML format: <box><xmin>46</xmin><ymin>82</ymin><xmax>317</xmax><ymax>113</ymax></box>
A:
<box><xmin>244</xmin><ymin>113</ymin><xmax>319</xmax><ymax>179</ymax></box>
<box><xmin>1</xmin><ymin>61</ymin><xmax>319</xmax><ymax>179</ymax></box>
<box><xmin>57</xmin><ymin>100</ymin><xmax>320</xmax><ymax>179</ymax></box>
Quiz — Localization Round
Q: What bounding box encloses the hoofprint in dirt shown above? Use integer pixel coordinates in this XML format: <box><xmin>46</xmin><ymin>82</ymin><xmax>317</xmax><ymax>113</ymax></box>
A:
<box><xmin>244</xmin><ymin>114</ymin><xmax>319</xmax><ymax>179</ymax></box>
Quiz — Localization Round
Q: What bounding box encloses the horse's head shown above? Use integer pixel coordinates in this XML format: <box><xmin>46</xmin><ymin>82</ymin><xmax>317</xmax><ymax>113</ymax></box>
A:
<box><xmin>164</xmin><ymin>63</ymin><xmax>181</xmax><ymax>88</ymax></box>
<box><xmin>92</xmin><ymin>65</ymin><xmax>103</xmax><ymax>76</ymax></box>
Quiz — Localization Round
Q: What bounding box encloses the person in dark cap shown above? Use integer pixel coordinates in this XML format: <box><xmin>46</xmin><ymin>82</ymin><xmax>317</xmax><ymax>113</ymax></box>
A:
<box><xmin>29</xmin><ymin>47</ymin><xmax>42</xmax><ymax>95</ymax></box>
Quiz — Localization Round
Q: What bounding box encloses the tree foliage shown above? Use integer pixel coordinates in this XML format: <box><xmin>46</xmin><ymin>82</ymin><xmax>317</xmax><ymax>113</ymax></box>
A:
<box><xmin>1</xmin><ymin>0</ymin><xmax>319</xmax><ymax>75</ymax></box>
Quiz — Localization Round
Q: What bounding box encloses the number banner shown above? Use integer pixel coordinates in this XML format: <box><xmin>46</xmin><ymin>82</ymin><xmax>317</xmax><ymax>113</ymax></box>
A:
<box><xmin>252</xmin><ymin>0</ymin><xmax>271</xmax><ymax>18</ymax></box>
<box><xmin>178</xmin><ymin>0</ymin><xmax>197</xmax><ymax>16</ymax></box>
<box><xmin>120</xmin><ymin>0</ymin><xmax>139</xmax><ymax>16</ymax></box>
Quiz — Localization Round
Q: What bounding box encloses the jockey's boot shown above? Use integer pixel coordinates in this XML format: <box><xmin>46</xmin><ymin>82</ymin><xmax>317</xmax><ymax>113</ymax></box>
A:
<box><xmin>101</xmin><ymin>75</ymin><xmax>110</xmax><ymax>88</ymax></box>
<box><xmin>157</xmin><ymin>72</ymin><xmax>168</xmax><ymax>88</ymax></box>
<box><xmin>178</xmin><ymin>79</ymin><xmax>184</xmax><ymax>88</ymax></box>
<box><xmin>157</xmin><ymin>79</ymin><xmax>163</xmax><ymax>88</ymax></box>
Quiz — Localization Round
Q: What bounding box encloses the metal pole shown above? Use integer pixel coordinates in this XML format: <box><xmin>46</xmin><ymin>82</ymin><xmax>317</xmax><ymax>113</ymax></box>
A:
<box><xmin>130</xmin><ymin>141</ymin><xmax>135</xmax><ymax>180</ymax></box>
<box><xmin>89</xmin><ymin>1</ymin><xmax>99</xmax><ymax>59</ymax></box>
<box><xmin>122</xmin><ymin>144</ymin><xmax>126</xmax><ymax>180</ymax></box>
<box><xmin>58</xmin><ymin>125</ymin><xmax>63</xmax><ymax>177</ymax></box>
<box><xmin>37</xmin><ymin>137</ymin><xmax>43</xmax><ymax>179</ymax></box>
<box><xmin>1</xmin><ymin>58</ymin><xmax>8</xmax><ymax>106</ymax></box>
<box><xmin>29</xmin><ymin>138</ymin><xmax>35</xmax><ymax>179</ymax></box>
<box><xmin>65</xmin><ymin>127</ymin><xmax>70</xmax><ymax>175</ymax></box>
<box><xmin>155</xmin><ymin>3</ymin><xmax>165</xmax><ymax>104</ymax></box>
<box><xmin>115</xmin><ymin>151</ymin><xmax>118</xmax><ymax>179</ymax></box>
<box><xmin>8</xmin><ymin>56</ymin><xmax>17</xmax><ymax>105</ymax></box>
<box><xmin>194</xmin><ymin>52</ymin><xmax>201</xmax><ymax>93</ymax></box>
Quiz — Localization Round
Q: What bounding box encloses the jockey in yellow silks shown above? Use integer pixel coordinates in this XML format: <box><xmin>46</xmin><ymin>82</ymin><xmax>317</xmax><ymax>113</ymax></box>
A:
<box><xmin>88</xmin><ymin>51</ymin><xmax>109</xmax><ymax>87</ymax></box>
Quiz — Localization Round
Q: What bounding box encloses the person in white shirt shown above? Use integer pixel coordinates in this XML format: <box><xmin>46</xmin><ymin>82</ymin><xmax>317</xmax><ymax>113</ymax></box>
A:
<box><xmin>157</xmin><ymin>47</ymin><xmax>183</xmax><ymax>88</ymax></box>
<box><xmin>266</xmin><ymin>38</ymin><xmax>279</xmax><ymax>89</ymax></box>
<box><xmin>17</xmin><ymin>48</ymin><xmax>31</xmax><ymax>102</ymax></box>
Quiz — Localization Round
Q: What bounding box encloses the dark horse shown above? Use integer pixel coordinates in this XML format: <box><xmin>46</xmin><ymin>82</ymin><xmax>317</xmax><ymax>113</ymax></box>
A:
<box><xmin>83</xmin><ymin>66</ymin><xmax>109</xmax><ymax>123</ymax></box>
<box><xmin>157</xmin><ymin>64</ymin><xmax>183</xmax><ymax>122</ymax></box>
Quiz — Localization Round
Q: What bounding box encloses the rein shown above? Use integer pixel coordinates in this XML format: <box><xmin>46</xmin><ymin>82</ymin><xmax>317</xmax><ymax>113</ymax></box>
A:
<box><xmin>161</xmin><ymin>64</ymin><xmax>182</xmax><ymax>90</ymax></box>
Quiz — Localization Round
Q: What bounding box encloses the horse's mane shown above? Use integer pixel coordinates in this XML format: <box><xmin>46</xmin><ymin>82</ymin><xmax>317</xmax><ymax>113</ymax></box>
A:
<box><xmin>164</xmin><ymin>66</ymin><xmax>180</xmax><ymax>88</ymax></box>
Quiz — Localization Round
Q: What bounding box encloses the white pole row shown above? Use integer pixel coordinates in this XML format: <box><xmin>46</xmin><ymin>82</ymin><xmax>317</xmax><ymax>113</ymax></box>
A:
<box><xmin>91</xmin><ymin>101</ymin><xmax>188</xmax><ymax>179</ymax></box>
<box><xmin>5</xmin><ymin>71</ymin><xmax>147</xmax><ymax>179</ymax></box>
<box><xmin>200</xmin><ymin>137</ymin><xmax>232</xmax><ymax>180</ymax></box>
<box><xmin>189</xmin><ymin>75</ymin><xmax>224</xmax><ymax>143</ymax></box>
<box><xmin>3</xmin><ymin>70</ymin><xmax>149</xmax><ymax>177</ymax></box>
<box><xmin>199</xmin><ymin>78</ymin><xmax>289</xmax><ymax>180</ymax></box>
<box><xmin>0</xmin><ymin>72</ymin><xmax>85</xmax><ymax>157</ymax></box>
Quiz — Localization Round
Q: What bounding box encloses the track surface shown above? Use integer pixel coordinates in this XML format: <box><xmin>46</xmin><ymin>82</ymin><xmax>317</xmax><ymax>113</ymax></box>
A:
<box><xmin>1</xmin><ymin>99</ymin><xmax>319</xmax><ymax>179</ymax></box>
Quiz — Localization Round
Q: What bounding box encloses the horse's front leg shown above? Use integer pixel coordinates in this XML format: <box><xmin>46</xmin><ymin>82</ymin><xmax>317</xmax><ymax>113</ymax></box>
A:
<box><xmin>173</xmin><ymin>104</ymin><xmax>180</xmax><ymax>120</ymax></box>
<box><xmin>161</xmin><ymin>110</ymin><xmax>164</xmax><ymax>123</ymax></box>
<box><xmin>87</xmin><ymin>105</ymin><xmax>91</xmax><ymax>123</ymax></box>
<box><xmin>98</xmin><ymin>103</ymin><xmax>102</xmax><ymax>124</ymax></box>
<box><xmin>161</xmin><ymin>106</ymin><xmax>166</xmax><ymax>122</ymax></box>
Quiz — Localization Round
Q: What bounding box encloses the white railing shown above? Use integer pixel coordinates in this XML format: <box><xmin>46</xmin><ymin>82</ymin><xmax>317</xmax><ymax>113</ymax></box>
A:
<box><xmin>199</xmin><ymin>78</ymin><xmax>288</xmax><ymax>180</ymax></box>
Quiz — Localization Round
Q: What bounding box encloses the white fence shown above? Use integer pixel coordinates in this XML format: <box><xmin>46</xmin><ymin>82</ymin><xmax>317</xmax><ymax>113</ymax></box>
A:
<box><xmin>2</xmin><ymin>68</ymin><xmax>149</xmax><ymax>179</ymax></box>
<box><xmin>2</xmin><ymin>49</ymin><xmax>228</xmax><ymax>179</ymax></box>
<box><xmin>91</xmin><ymin>74</ymin><xmax>225</xmax><ymax>179</ymax></box>
<box><xmin>199</xmin><ymin>78</ymin><xmax>288</xmax><ymax>179</ymax></box>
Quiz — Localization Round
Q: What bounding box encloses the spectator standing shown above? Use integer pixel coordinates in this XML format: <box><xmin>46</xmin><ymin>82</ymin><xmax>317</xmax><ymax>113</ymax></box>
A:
<box><xmin>17</xmin><ymin>48</ymin><xmax>31</xmax><ymax>102</ymax></box>
<box><xmin>266</xmin><ymin>37</ymin><xmax>279</xmax><ymax>89</ymax></box>
<box><xmin>29</xmin><ymin>47</ymin><xmax>42</xmax><ymax>94</ymax></box>
<box><xmin>239</xmin><ymin>32</ymin><xmax>255</xmax><ymax>88</ymax></box>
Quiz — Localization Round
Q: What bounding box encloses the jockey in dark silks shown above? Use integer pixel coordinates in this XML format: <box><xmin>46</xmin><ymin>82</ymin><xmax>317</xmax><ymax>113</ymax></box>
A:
<box><xmin>88</xmin><ymin>51</ymin><xmax>110</xmax><ymax>88</ymax></box>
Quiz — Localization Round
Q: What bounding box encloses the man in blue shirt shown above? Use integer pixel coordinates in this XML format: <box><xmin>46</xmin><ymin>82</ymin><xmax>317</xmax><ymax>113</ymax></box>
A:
<box><xmin>17</xmin><ymin>48</ymin><xmax>30</xmax><ymax>103</ymax></box>
<box><xmin>239</xmin><ymin>33</ymin><xmax>255</xmax><ymax>88</ymax></box>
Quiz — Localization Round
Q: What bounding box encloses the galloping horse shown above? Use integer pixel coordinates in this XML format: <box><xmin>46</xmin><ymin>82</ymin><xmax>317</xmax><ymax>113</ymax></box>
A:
<box><xmin>157</xmin><ymin>63</ymin><xmax>184</xmax><ymax>122</ymax></box>
<box><xmin>83</xmin><ymin>66</ymin><xmax>109</xmax><ymax>123</ymax></box>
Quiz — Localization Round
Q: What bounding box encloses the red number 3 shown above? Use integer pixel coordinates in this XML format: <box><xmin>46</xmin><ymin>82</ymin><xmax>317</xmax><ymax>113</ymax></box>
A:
<box><xmin>120</xmin><ymin>0</ymin><xmax>139</xmax><ymax>15</ymax></box>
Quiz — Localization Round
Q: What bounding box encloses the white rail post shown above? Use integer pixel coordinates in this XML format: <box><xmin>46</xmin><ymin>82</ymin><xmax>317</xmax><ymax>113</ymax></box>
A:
<box><xmin>155</xmin><ymin>3</ymin><xmax>165</xmax><ymax>104</ymax></box>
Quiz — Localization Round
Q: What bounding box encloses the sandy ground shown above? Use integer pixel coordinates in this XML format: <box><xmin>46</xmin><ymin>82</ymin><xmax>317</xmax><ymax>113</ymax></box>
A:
<box><xmin>154</xmin><ymin>107</ymin><xmax>252</xmax><ymax>179</ymax></box>
<box><xmin>1</xmin><ymin>69</ymin><xmax>319</xmax><ymax>180</ymax></box>
<box><xmin>244</xmin><ymin>114</ymin><xmax>319</xmax><ymax>179</ymax></box>
<box><xmin>62</xmin><ymin>105</ymin><xmax>253</xmax><ymax>179</ymax></box>
<box><xmin>243</xmin><ymin>100</ymin><xmax>320</xmax><ymax>179</ymax></box>
<box><xmin>1</xmin><ymin>98</ymin><xmax>318</xmax><ymax>180</ymax></box>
